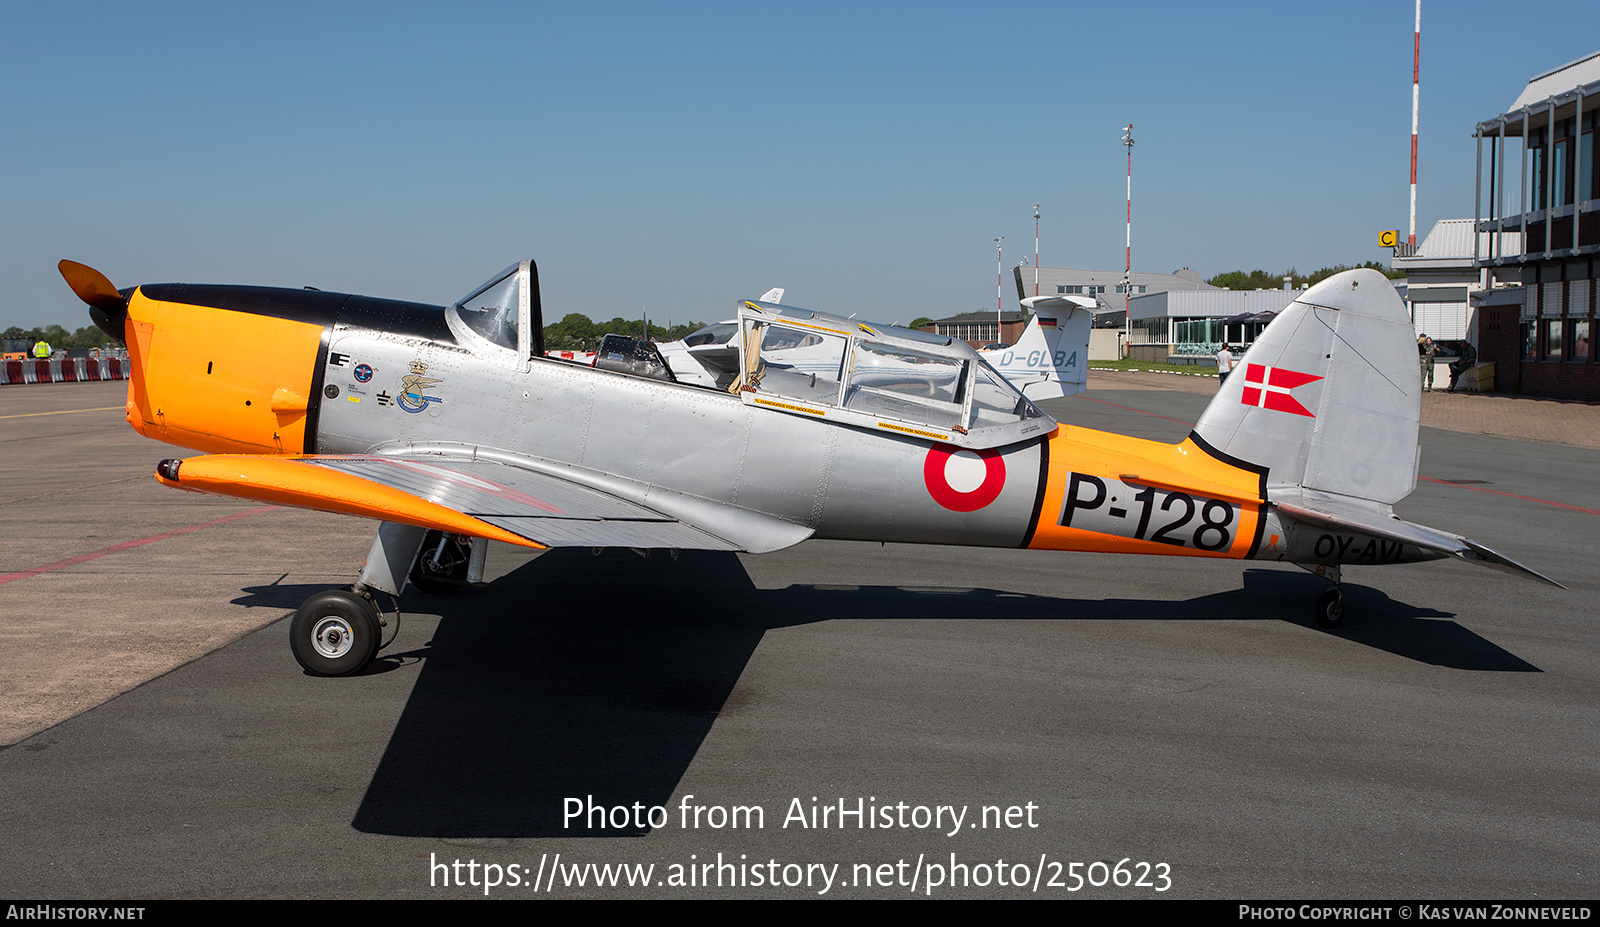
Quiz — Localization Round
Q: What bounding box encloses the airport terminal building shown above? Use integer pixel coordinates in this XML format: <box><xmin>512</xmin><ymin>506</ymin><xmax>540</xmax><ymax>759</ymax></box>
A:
<box><xmin>1125</xmin><ymin>285</ymin><xmax>1309</xmax><ymax>362</ymax></box>
<box><xmin>1011</xmin><ymin>265</ymin><xmax>1217</xmax><ymax>320</ymax></box>
<box><xmin>929</xmin><ymin>266</ymin><xmax>1219</xmax><ymax>348</ymax></box>
<box><xmin>1470</xmin><ymin>50</ymin><xmax>1600</xmax><ymax>400</ymax></box>
<box><xmin>1394</xmin><ymin>219</ymin><xmax>1519</xmax><ymax>343</ymax></box>
<box><xmin>924</xmin><ymin>308</ymin><xmax>1028</xmax><ymax>347</ymax></box>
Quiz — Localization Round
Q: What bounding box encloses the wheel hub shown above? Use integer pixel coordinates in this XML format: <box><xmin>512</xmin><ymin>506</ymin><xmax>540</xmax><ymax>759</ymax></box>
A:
<box><xmin>311</xmin><ymin>616</ymin><xmax>355</xmax><ymax>658</ymax></box>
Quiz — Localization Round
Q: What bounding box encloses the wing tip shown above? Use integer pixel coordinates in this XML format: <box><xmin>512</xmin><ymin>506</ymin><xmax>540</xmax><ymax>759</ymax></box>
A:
<box><xmin>1458</xmin><ymin>538</ymin><xmax>1566</xmax><ymax>589</ymax></box>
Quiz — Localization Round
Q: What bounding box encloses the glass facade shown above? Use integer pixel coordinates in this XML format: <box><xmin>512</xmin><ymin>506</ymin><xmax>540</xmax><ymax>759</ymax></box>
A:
<box><xmin>939</xmin><ymin>323</ymin><xmax>999</xmax><ymax>343</ymax></box>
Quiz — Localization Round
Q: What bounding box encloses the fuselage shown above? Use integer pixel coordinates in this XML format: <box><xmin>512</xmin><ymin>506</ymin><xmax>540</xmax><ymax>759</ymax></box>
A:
<box><xmin>112</xmin><ymin>279</ymin><xmax>1434</xmax><ymax>570</ymax></box>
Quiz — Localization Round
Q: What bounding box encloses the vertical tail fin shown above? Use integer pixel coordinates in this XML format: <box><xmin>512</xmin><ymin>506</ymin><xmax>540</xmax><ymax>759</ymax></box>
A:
<box><xmin>1192</xmin><ymin>269</ymin><xmax>1419</xmax><ymax>505</ymax></box>
<box><xmin>985</xmin><ymin>295</ymin><xmax>1095</xmax><ymax>401</ymax></box>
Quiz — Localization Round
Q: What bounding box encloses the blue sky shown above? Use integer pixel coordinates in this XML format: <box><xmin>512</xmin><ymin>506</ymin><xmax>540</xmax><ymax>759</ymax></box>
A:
<box><xmin>3</xmin><ymin>1</ymin><xmax>1595</xmax><ymax>331</ymax></box>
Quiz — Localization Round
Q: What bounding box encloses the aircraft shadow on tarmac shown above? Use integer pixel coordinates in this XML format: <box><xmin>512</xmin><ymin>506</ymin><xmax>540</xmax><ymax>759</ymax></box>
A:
<box><xmin>234</xmin><ymin>549</ymin><xmax>1536</xmax><ymax>839</ymax></box>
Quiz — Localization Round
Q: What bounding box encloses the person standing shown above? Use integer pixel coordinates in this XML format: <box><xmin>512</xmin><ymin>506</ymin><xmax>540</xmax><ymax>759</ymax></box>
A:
<box><xmin>1418</xmin><ymin>334</ymin><xmax>1436</xmax><ymax>391</ymax></box>
<box><xmin>1215</xmin><ymin>343</ymin><xmax>1234</xmax><ymax>384</ymax></box>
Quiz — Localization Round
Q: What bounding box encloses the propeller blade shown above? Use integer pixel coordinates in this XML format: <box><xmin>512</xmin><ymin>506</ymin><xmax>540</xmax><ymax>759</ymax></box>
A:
<box><xmin>59</xmin><ymin>260</ymin><xmax>131</xmax><ymax>344</ymax></box>
<box><xmin>58</xmin><ymin>260</ymin><xmax>125</xmax><ymax>311</ymax></box>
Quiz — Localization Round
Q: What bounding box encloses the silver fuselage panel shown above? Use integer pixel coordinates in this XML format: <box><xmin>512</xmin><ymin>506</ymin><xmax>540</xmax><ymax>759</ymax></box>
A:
<box><xmin>315</xmin><ymin>317</ymin><xmax>1051</xmax><ymax>549</ymax></box>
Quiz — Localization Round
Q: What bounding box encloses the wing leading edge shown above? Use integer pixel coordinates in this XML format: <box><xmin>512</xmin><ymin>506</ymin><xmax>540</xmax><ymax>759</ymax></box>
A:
<box><xmin>155</xmin><ymin>452</ymin><xmax>813</xmax><ymax>553</ymax></box>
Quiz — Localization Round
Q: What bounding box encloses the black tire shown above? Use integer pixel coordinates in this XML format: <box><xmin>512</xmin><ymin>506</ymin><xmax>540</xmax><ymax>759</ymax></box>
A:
<box><xmin>1314</xmin><ymin>587</ymin><xmax>1345</xmax><ymax>629</ymax></box>
<box><xmin>409</xmin><ymin>530</ymin><xmax>471</xmax><ymax>594</ymax></box>
<box><xmin>290</xmin><ymin>590</ymin><xmax>381</xmax><ymax>676</ymax></box>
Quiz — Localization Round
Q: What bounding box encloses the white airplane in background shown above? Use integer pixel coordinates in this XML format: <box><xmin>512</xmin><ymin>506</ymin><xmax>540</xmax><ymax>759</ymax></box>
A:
<box><xmin>660</xmin><ymin>290</ymin><xmax>1096</xmax><ymax>402</ymax></box>
<box><xmin>657</xmin><ymin>288</ymin><xmax>783</xmax><ymax>388</ymax></box>
<box><xmin>976</xmin><ymin>294</ymin><xmax>1096</xmax><ymax>401</ymax></box>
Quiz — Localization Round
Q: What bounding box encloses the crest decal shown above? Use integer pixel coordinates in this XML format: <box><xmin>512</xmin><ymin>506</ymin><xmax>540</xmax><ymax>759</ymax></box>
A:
<box><xmin>397</xmin><ymin>360</ymin><xmax>444</xmax><ymax>414</ymax></box>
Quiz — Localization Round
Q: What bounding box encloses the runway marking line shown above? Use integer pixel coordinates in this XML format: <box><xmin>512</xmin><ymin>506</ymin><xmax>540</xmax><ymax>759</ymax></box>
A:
<box><xmin>1416</xmin><ymin>476</ymin><xmax>1600</xmax><ymax>517</ymax></box>
<box><xmin>0</xmin><ymin>406</ymin><xmax>124</xmax><ymax>420</ymax></box>
<box><xmin>0</xmin><ymin>506</ymin><xmax>281</xmax><ymax>586</ymax></box>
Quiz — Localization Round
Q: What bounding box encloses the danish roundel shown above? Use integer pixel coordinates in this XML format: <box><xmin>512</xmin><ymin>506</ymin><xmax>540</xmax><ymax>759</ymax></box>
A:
<box><xmin>923</xmin><ymin>444</ymin><xmax>1005</xmax><ymax>512</ymax></box>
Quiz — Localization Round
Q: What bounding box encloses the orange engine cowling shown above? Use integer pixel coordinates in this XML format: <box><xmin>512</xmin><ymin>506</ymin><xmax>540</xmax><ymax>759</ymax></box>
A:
<box><xmin>122</xmin><ymin>287</ymin><xmax>325</xmax><ymax>454</ymax></box>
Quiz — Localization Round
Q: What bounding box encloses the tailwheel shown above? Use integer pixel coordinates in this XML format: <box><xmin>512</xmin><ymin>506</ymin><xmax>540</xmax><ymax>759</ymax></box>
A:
<box><xmin>290</xmin><ymin>589</ymin><xmax>382</xmax><ymax>676</ymax></box>
<box><xmin>409</xmin><ymin>530</ymin><xmax>471</xmax><ymax>594</ymax></box>
<box><xmin>1314</xmin><ymin>587</ymin><xmax>1345</xmax><ymax>629</ymax></box>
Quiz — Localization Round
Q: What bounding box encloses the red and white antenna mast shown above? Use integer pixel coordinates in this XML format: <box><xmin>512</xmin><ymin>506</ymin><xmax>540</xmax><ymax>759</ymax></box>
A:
<box><xmin>1409</xmin><ymin>0</ymin><xmax>1420</xmax><ymax>247</ymax></box>
<box><xmin>994</xmin><ymin>236</ymin><xmax>1005</xmax><ymax>339</ymax></box>
<box><xmin>1122</xmin><ymin>124</ymin><xmax>1134</xmax><ymax>356</ymax></box>
<box><xmin>1033</xmin><ymin>204</ymin><xmax>1041</xmax><ymax>297</ymax></box>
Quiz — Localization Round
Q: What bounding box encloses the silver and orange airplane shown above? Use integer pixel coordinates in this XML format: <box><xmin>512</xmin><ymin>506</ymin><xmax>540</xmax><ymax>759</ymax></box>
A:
<box><xmin>59</xmin><ymin>259</ymin><xmax>1558</xmax><ymax>676</ymax></box>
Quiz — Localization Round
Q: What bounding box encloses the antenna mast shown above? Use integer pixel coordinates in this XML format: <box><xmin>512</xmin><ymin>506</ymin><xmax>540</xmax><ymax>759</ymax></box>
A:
<box><xmin>1409</xmin><ymin>0</ymin><xmax>1420</xmax><ymax>247</ymax></box>
<box><xmin>1123</xmin><ymin>124</ymin><xmax>1134</xmax><ymax>358</ymax></box>
<box><xmin>994</xmin><ymin>236</ymin><xmax>1005</xmax><ymax>342</ymax></box>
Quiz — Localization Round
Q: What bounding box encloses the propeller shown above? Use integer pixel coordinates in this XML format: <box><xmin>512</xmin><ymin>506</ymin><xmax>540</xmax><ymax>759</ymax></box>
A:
<box><xmin>58</xmin><ymin>260</ymin><xmax>130</xmax><ymax>344</ymax></box>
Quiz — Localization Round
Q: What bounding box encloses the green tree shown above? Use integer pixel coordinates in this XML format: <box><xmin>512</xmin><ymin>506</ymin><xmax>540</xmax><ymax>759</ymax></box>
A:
<box><xmin>3</xmin><ymin>324</ymin><xmax>121</xmax><ymax>351</ymax></box>
<box><xmin>1206</xmin><ymin>269</ymin><xmax>1289</xmax><ymax>290</ymax></box>
<box><xmin>1303</xmin><ymin>261</ymin><xmax>1406</xmax><ymax>285</ymax></box>
<box><xmin>542</xmin><ymin>313</ymin><xmax>710</xmax><ymax>351</ymax></box>
<box><xmin>1208</xmin><ymin>261</ymin><xmax>1403</xmax><ymax>290</ymax></box>
<box><xmin>544</xmin><ymin>313</ymin><xmax>598</xmax><ymax>350</ymax></box>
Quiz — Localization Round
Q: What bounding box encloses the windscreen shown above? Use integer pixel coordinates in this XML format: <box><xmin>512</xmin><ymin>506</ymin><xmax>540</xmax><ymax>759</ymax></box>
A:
<box><xmin>456</xmin><ymin>272</ymin><xmax>521</xmax><ymax>351</ymax></box>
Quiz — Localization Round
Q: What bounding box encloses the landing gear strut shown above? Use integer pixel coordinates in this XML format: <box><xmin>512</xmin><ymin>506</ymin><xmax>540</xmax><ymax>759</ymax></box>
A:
<box><xmin>1304</xmin><ymin>563</ymin><xmax>1345</xmax><ymax>629</ymax></box>
<box><xmin>410</xmin><ymin>530</ymin><xmax>472</xmax><ymax>594</ymax></box>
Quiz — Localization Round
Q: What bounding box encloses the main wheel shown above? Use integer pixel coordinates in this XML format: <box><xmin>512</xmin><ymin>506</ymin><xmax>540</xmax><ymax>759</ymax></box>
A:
<box><xmin>290</xmin><ymin>590</ymin><xmax>381</xmax><ymax>676</ymax></box>
<box><xmin>1314</xmin><ymin>587</ymin><xmax>1345</xmax><ymax>629</ymax></box>
<box><xmin>409</xmin><ymin>530</ymin><xmax>471</xmax><ymax>594</ymax></box>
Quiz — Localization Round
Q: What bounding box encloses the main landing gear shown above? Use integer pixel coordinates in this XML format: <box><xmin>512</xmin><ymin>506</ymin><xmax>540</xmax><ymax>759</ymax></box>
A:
<box><xmin>289</xmin><ymin>522</ymin><xmax>487</xmax><ymax>677</ymax></box>
<box><xmin>1304</xmin><ymin>563</ymin><xmax>1345</xmax><ymax>629</ymax></box>
<box><xmin>1314</xmin><ymin>586</ymin><xmax>1345</xmax><ymax>629</ymax></box>
<box><xmin>409</xmin><ymin>530</ymin><xmax>472</xmax><ymax>594</ymax></box>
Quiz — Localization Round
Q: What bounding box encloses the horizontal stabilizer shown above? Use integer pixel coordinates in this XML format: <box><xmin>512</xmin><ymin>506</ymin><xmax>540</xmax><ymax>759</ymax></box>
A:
<box><xmin>1274</xmin><ymin>488</ymin><xmax>1563</xmax><ymax>588</ymax></box>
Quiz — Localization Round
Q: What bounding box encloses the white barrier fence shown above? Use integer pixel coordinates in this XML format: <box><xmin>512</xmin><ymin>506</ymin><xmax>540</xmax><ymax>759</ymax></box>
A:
<box><xmin>3</xmin><ymin>356</ymin><xmax>131</xmax><ymax>385</ymax></box>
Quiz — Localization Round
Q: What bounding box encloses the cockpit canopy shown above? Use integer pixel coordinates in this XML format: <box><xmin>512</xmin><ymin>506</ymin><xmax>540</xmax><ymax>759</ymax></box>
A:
<box><xmin>444</xmin><ymin>264</ymin><xmax>1056</xmax><ymax>450</ymax></box>
<box><xmin>683</xmin><ymin>322</ymin><xmax>739</xmax><ymax>347</ymax></box>
<box><xmin>730</xmin><ymin>300</ymin><xmax>1055</xmax><ymax>450</ymax></box>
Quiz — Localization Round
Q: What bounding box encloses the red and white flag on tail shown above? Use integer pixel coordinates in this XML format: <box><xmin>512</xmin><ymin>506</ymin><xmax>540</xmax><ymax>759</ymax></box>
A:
<box><xmin>1240</xmin><ymin>363</ymin><xmax>1322</xmax><ymax>418</ymax></box>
